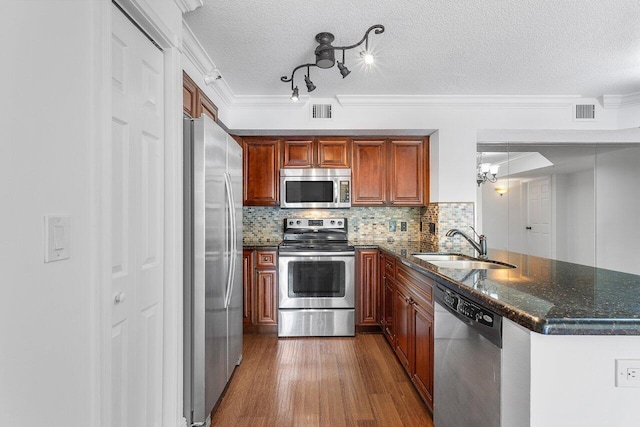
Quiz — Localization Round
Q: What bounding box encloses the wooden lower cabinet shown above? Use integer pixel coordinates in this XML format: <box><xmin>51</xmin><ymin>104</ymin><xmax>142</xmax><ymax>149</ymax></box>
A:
<box><xmin>383</xmin><ymin>252</ymin><xmax>434</xmax><ymax>412</ymax></box>
<box><xmin>379</xmin><ymin>252</ymin><xmax>396</xmax><ymax>345</ymax></box>
<box><xmin>412</xmin><ymin>296</ymin><xmax>434</xmax><ymax>408</ymax></box>
<box><xmin>243</xmin><ymin>248</ymin><xmax>278</xmax><ymax>332</ymax></box>
<box><xmin>356</xmin><ymin>249</ymin><xmax>380</xmax><ymax>331</ymax></box>
<box><xmin>394</xmin><ymin>282</ymin><xmax>412</xmax><ymax>371</ymax></box>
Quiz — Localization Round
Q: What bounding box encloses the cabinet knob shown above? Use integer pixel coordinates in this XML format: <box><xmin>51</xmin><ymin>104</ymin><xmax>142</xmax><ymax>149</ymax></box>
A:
<box><xmin>114</xmin><ymin>292</ymin><xmax>126</xmax><ymax>304</ymax></box>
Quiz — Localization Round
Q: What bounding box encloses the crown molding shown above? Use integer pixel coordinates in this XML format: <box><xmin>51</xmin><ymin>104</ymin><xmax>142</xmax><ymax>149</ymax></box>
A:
<box><xmin>335</xmin><ymin>94</ymin><xmax>584</xmax><ymax>109</ymax></box>
<box><xmin>601</xmin><ymin>92</ymin><xmax>640</xmax><ymax>108</ymax></box>
<box><xmin>182</xmin><ymin>20</ymin><xmax>235</xmax><ymax>107</ymax></box>
<box><xmin>173</xmin><ymin>0</ymin><xmax>202</xmax><ymax>13</ymax></box>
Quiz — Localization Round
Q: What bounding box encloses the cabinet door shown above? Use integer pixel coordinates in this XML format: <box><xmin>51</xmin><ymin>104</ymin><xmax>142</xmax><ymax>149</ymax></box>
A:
<box><xmin>412</xmin><ymin>298</ymin><xmax>434</xmax><ymax>409</ymax></box>
<box><xmin>182</xmin><ymin>71</ymin><xmax>198</xmax><ymax>117</ymax></box>
<box><xmin>317</xmin><ymin>138</ymin><xmax>350</xmax><ymax>168</ymax></box>
<box><xmin>384</xmin><ymin>278</ymin><xmax>395</xmax><ymax>346</ymax></box>
<box><xmin>243</xmin><ymin>138</ymin><xmax>280</xmax><ymax>206</ymax></box>
<box><xmin>394</xmin><ymin>283</ymin><xmax>411</xmax><ymax>371</ymax></box>
<box><xmin>356</xmin><ymin>249</ymin><xmax>379</xmax><ymax>326</ymax></box>
<box><xmin>242</xmin><ymin>250</ymin><xmax>254</xmax><ymax>326</ymax></box>
<box><xmin>352</xmin><ymin>140</ymin><xmax>386</xmax><ymax>205</ymax></box>
<box><xmin>256</xmin><ymin>270</ymin><xmax>277</xmax><ymax>324</ymax></box>
<box><xmin>198</xmin><ymin>91</ymin><xmax>218</xmax><ymax>122</ymax></box>
<box><xmin>388</xmin><ymin>139</ymin><xmax>425</xmax><ymax>206</ymax></box>
<box><xmin>282</xmin><ymin>139</ymin><xmax>314</xmax><ymax>168</ymax></box>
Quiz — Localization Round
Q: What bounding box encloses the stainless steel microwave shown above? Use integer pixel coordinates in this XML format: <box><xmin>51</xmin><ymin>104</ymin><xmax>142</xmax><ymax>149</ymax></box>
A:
<box><xmin>280</xmin><ymin>168</ymin><xmax>351</xmax><ymax>209</ymax></box>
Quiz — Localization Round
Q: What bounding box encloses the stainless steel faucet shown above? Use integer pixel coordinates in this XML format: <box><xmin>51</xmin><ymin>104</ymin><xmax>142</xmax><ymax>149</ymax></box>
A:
<box><xmin>446</xmin><ymin>227</ymin><xmax>488</xmax><ymax>259</ymax></box>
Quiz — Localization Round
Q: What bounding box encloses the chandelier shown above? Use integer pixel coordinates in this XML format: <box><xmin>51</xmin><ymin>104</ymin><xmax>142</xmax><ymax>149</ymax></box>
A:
<box><xmin>281</xmin><ymin>25</ymin><xmax>385</xmax><ymax>101</ymax></box>
<box><xmin>476</xmin><ymin>154</ymin><xmax>500</xmax><ymax>186</ymax></box>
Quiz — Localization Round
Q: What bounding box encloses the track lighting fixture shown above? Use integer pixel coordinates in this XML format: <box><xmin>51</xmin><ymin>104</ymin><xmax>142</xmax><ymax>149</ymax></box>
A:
<box><xmin>281</xmin><ymin>24</ymin><xmax>385</xmax><ymax>100</ymax></box>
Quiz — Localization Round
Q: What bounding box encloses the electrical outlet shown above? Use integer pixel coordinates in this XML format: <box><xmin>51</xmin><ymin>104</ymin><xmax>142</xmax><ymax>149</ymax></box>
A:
<box><xmin>389</xmin><ymin>220</ymin><xmax>396</xmax><ymax>232</ymax></box>
<box><xmin>616</xmin><ymin>359</ymin><xmax>640</xmax><ymax>387</ymax></box>
<box><xmin>400</xmin><ymin>221</ymin><xmax>407</xmax><ymax>231</ymax></box>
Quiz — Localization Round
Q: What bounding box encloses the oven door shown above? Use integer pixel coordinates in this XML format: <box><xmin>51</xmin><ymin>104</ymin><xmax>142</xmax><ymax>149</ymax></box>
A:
<box><xmin>278</xmin><ymin>252</ymin><xmax>355</xmax><ymax>309</ymax></box>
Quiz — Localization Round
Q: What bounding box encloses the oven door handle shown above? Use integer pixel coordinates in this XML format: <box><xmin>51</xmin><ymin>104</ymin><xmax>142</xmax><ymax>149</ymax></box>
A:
<box><xmin>278</xmin><ymin>251</ymin><xmax>355</xmax><ymax>257</ymax></box>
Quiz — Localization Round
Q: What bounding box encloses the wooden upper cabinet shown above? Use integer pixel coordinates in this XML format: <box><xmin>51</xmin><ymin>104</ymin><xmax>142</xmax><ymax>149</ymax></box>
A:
<box><xmin>352</xmin><ymin>138</ymin><xmax>429</xmax><ymax>206</ymax></box>
<box><xmin>389</xmin><ymin>139</ymin><xmax>427</xmax><ymax>206</ymax></box>
<box><xmin>316</xmin><ymin>138</ymin><xmax>350</xmax><ymax>168</ymax></box>
<box><xmin>198</xmin><ymin>91</ymin><xmax>218</xmax><ymax>122</ymax></box>
<box><xmin>282</xmin><ymin>139</ymin><xmax>314</xmax><ymax>168</ymax></box>
<box><xmin>183</xmin><ymin>71</ymin><xmax>218</xmax><ymax>122</ymax></box>
<box><xmin>282</xmin><ymin>138</ymin><xmax>350</xmax><ymax>168</ymax></box>
<box><xmin>183</xmin><ymin>71</ymin><xmax>198</xmax><ymax>117</ymax></box>
<box><xmin>243</xmin><ymin>138</ymin><xmax>280</xmax><ymax>206</ymax></box>
<box><xmin>352</xmin><ymin>140</ymin><xmax>387</xmax><ymax>205</ymax></box>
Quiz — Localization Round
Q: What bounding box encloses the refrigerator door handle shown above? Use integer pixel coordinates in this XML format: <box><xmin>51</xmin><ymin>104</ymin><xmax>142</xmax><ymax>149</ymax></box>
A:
<box><xmin>224</xmin><ymin>172</ymin><xmax>236</xmax><ymax>309</ymax></box>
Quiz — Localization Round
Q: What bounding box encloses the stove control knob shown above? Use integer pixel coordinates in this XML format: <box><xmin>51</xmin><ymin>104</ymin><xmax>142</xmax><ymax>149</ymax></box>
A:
<box><xmin>338</xmin><ymin>221</ymin><xmax>343</xmax><ymax>226</ymax></box>
<box><xmin>330</xmin><ymin>220</ymin><xmax>335</xmax><ymax>225</ymax></box>
<box><xmin>289</xmin><ymin>221</ymin><xmax>293</xmax><ymax>225</ymax></box>
<box><xmin>296</xmin><ymin>220</ymin><xmax>301</xmax><ymax>225</ymax></box>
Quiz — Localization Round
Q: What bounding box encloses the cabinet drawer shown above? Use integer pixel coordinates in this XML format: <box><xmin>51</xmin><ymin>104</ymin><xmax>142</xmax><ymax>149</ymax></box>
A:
<box><xmin>396</xmin><ymin>262</ymin><xmax>433</xmax><ymax>304</ymax></box>
<box><xmin>384</xmin><ymin>255</ymin><xmax>396</xmax><ymax>280</ymax></box>
<box><xmin>256</xmin><ymin>250</ymin><xmax>277</xmax><ymax>268</ymax></box>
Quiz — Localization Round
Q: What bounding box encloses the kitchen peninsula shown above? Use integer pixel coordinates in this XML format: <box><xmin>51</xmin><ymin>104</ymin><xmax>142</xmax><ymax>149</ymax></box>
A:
<box><xmin>373</xmin><ymin>242</ymin><xmax>640</xmax><ymax>427</ymax></box>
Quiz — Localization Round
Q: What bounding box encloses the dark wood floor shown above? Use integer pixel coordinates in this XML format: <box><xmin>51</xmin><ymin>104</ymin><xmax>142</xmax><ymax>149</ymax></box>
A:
<box><xmin>211</xmin><ymin>333</ymin><xmax>434</xmax><ymax>426</ymax></box>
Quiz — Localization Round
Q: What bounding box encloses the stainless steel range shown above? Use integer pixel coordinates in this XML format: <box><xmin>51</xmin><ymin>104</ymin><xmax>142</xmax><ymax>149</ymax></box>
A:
<box><xmin>278</xmin><ymin>218</ymin><xmax>355</xmax><ymax>337</ymax></box>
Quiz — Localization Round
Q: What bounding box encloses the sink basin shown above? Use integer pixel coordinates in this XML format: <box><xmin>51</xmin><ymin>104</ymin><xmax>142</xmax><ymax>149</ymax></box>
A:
<box><xmin>412</xmin><ymin>253</ymin><xmax>469</xmax><ymax>261</ymax></box>
<box><xmin>427</xmin><ymin>260</ymin><xmax>516</xmax><ymax>270</ymax></box>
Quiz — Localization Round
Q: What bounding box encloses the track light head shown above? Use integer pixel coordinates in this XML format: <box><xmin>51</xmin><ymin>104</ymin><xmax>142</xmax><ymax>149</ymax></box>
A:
<box><xmin>304</xmin><ymin>75</ymin><xmax>316</xmax><ymax>92</ymax></box>
<box><xmin>337</xmin><ymin>61</ymin><xmax>351</xmax><ymax>78</ymax></box>
<box><xmin>290</xmin><ymin>86</ymin><xmax>299</xmax><ymax>102</ymax></box>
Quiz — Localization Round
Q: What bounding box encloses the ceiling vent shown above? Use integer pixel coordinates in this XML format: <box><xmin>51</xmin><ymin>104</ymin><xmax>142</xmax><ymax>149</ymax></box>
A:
<box><xmin>574</xmin><ymin>104</ymin><xmax>596</xmax><ymax>121</ymax></box>
<box><xmin>312</xmin><ymin>104</ymin><xmax>332</xmax><ymax>119</ymax></box>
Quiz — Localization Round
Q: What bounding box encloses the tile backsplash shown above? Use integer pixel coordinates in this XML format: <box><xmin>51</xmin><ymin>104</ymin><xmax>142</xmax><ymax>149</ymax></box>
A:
<box><xmin>244</xmin><ymin>202</ymin><xmax>475</xmax><ymax>253</ymax></box>
<box><xmin>243</xmin><ymin>207</ymin><xmax>422</xmax><ymax>244</ymax></box>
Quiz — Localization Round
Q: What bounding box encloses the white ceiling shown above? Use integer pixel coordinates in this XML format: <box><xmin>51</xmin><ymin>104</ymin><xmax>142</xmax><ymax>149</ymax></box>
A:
<box><xmin>184</xmin><ymin>1</ymin><xmax>640</xmax><ymax>99</ymax></box>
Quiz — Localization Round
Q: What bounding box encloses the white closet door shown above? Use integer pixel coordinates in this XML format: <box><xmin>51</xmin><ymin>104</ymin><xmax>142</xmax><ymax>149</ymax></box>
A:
<box><xmin>111</xmin><ymin>5</ymin><xmax>164</xmax><ymax>427</ymax></box>
<box><xmin>526</xmin><ymin>177</ymin><xmax>552</xmax><ymax>258</ymax></box>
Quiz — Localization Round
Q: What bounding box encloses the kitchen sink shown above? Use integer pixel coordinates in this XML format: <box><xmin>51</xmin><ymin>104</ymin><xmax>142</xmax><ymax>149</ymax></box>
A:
<box><xmin>427</xmin><ymin>259</ymin><xmax>516</xmax><ymax>270</ymax></box>
<box><xmin>412</xmin><ymin>253</ymin><xmax>469</xmax><ymax>261</ymax></box>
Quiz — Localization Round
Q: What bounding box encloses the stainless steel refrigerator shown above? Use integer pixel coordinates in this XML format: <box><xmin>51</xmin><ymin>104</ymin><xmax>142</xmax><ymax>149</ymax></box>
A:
<box><xmin>183</xmin><ymin>115</ymin><xmax>243</xmax><ymax>426</ymax></box>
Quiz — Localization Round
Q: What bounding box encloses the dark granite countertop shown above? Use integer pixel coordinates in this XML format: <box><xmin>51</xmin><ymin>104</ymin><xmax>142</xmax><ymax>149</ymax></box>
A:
<box><xmin>355</xmin><ymin>241</ymin><xmax>640</xmax><ymax>336</ymax></box>
<box><xmin>243</xmin><ymin>242</ymin><xmax>280</xmax><ymax>251</ymax></box>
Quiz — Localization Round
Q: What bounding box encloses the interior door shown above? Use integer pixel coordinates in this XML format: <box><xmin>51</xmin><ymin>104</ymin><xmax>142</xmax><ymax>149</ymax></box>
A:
<box><xmin>111</xmin><ymin>6</ymin><xmax>164</xmax><ymax>426</ymax></box>
<box><xmin>526</xmin><ymin>177</ymin><xmax>552</xmax><ymax>258</ymax></box>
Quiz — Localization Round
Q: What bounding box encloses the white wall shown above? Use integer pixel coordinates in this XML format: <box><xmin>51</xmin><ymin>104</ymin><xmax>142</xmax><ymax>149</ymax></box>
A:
<box><xmin>555</xmin><ymin>170</ymin><xmax>595</xmax><ymax>266</ymax></box>
<box><xmin>0</xmin><ymin>2</ymin><xmax>98</xmax><ymax>426</ymax></box>
<box><xmin>595</xmin><ymin>146</ymin><xmax>640</xmax><ymax>275</ymax></box>
<box><xmin>480</xmin><ymin>180</ymin><xmax>526</xmax><ymax>253</ymax></box>
<box><xmin>530</xmin><ymin>333</ymin><xmax>640</xmax><ymax>427</ymax></box>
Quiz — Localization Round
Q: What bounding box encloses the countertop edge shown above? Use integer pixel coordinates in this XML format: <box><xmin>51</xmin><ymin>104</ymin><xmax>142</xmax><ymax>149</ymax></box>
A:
<box><xmin>359</xmin><ymin>243</ymin><xmax>640</xmax><ymax>336</ymax></box>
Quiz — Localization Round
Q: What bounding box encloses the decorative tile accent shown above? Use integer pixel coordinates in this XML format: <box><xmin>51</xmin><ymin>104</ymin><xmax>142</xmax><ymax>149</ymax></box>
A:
<box><xmin>420</xmin><ymin>202</ymin><xmax>476</xmax><ymax>256</ymax></box>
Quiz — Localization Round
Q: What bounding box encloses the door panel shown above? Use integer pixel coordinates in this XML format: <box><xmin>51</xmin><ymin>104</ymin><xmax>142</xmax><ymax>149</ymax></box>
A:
<box><xmin>111</xmin><ymin>6</ymin><xmax>164</xmax><ymax>426</ymax></box>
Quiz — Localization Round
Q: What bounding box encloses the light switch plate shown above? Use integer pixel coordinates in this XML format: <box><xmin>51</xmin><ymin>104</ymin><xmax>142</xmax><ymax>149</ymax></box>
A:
<box><xmin>44</xmin><ymin>215</ymin><xmax>71</xmax><ymax>262</ymax></box>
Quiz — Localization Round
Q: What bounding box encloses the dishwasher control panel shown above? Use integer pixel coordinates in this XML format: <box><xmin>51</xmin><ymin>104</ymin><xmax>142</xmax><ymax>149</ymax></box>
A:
<box><xmin>442</xmin><ymin>288</ymin><xmax>494</xmax><ymax>327</ymax></box>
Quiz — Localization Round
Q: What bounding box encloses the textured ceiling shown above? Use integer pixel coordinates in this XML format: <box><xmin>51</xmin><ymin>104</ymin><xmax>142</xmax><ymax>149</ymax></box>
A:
<box><xmin>184</xmin><ymin>1</ymin><xmax>640</xmax><ymax>99</ymax></box>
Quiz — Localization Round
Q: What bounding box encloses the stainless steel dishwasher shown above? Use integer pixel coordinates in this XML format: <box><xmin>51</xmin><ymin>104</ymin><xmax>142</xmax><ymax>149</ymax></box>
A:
<box><xmin>434</xmin><ymin>283</ymin><xmax>502</xmax><ymax>427</ymax></box>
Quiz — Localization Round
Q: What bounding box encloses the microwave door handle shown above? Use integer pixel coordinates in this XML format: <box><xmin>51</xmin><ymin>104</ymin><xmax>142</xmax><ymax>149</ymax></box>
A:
<box><xmin>334</xmin><ymin>180</ymin><xmax>339</xmax><ymax>203</ymax></box>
